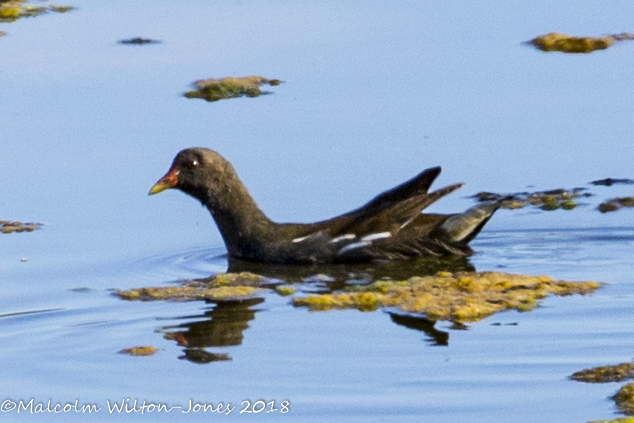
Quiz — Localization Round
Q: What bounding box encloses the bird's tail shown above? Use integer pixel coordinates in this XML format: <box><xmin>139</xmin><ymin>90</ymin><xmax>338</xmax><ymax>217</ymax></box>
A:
<box><xmin>436</xmin><ymin>201</ymin><xmax>501</xmax><ymax>245</ymax></box>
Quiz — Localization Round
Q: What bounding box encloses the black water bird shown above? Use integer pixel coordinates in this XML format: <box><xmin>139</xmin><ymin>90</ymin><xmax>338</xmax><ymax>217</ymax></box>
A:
<box><xmin>149</xmin><ymin>148</ymin><xmax>500</xmax><ymax>264</ymax></box>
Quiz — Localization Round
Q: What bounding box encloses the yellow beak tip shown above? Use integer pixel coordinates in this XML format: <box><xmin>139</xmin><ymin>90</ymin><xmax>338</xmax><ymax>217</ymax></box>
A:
<box><xmin>149</xmin><ymin>168</ymin><xmax>178</xmax><ymax>196</ymax></box>
<box><xmin>148</xmin><ymin>182</ymin><xmax>170</xmax><ymax>196</ymax></box>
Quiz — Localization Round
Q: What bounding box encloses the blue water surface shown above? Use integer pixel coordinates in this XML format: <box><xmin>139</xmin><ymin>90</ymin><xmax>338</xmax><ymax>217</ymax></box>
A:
<box><xmin>2</xmin><ymin>1</ymin><xmax>634</xmax><ymax>421</ymax></box>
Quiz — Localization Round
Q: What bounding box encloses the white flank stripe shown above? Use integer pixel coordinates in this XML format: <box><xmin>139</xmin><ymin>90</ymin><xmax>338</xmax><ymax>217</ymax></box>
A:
<box><xmin>292</xmin><ymin>235</ymin><xmax>311</xmax><ymax>243</ymax></box>
<box><xmin>361</xmin><ymin>232</ymin><xmax>391</xmax><ymax>242</ymax></box>
<box><xmin>399</xmin><ymin>216</ymin><xmax>417</xmax><ymax>230</ymax></box>
<box><xmin>337</xmin><ymin>241</ymin><xmax>371</xmax><ymax>255</ymax></box>
<box><xmin>329</xmin><ymin>234</ymin><xmax>356</xmax><ymax>243</ymax></box>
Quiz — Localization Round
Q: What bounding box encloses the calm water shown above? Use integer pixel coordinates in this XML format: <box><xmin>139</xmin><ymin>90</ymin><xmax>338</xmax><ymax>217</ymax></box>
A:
<box><xmin>2</xmin><ymin>1</ymin><xmax>634</xmax><ymax>421</ymax></box>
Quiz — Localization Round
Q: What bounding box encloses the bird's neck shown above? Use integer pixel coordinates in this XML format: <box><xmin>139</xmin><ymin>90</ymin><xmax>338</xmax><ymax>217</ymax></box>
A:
<box><xmin>200</xmin><ymin>173</ymin><xmax>274</xmax><ymax>258</ymax></box>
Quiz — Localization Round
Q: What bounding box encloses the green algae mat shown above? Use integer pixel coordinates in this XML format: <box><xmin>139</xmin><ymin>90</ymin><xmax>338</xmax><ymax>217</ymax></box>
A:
<box><xmin>184</xmin><ymin>76</ymin><xmax>282</xmax><ymax>102</ymax></box>
<box><xmin>1</xmin><ymin>220</ymin><xmax>41</xmax><ymax>233</ymax></box>
<box><xmin>0</xmin><ymin>0</ymin><xmax>73</xmax><ymax>36</ymax></box>
<box><xmin>292</xmin><ymin>271</ymin><xmax>600</xmax><ymax>323</ymax></box>
<box><xmin>115</xmin><ymin>270</ymin><xmax>601</xmax><ymax>324</ymax></box>
<box><xmin>526</xmin><ymin>32</ymin><xmax>634</xmax><ymax>53</ymax></box>
<box><xmin>571</xmin><ymin>362</ymin><xmax>634</xmax><ymax>421</ymax></box>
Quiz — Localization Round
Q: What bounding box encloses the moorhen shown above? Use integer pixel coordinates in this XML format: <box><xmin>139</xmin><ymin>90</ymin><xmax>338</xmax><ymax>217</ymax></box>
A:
<box><xmin>149</xmin><ymin>148</ymin><xmax>500</xmax><ymax>264</ymax></box>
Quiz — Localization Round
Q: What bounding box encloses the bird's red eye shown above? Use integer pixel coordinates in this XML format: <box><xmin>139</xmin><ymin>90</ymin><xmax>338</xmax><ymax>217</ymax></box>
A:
<box><xmin>184</xmin><ymin>160</ymin><xmax>199</xmax><ymax>170</ymax></box>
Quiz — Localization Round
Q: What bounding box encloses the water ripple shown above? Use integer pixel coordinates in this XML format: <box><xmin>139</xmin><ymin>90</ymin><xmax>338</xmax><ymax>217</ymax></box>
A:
<box><xmin>128</xmin><ymin>246</ymin><xmax>229</xmax><ymax>280</ymax></box>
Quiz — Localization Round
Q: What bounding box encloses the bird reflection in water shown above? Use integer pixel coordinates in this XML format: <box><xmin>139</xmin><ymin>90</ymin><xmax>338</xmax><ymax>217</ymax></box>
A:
<box><xmin>161</xmin><ymin>298</ymin><xmax>264</xmax><ymax>364</ymax></box>
<box><xmin>230</xmin><ymin>256</ymin><xmax>473</xmax><ymax>346</ymax></box>
<box><xmin>161</xmin><ymin>255</ymin><xmax>474</xmax><ymax>361</ymax></box>
<box><xmin>387</xmin><ymin>311</ymin><xmax>450</xmax><ymax>346</ymax></box>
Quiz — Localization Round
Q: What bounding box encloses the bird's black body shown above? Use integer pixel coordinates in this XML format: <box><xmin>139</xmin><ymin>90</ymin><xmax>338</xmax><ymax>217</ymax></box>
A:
<box><xmin>150</xmin><ymin>148</ymin><xmax>500</xmax><ymax>264</ymax></box>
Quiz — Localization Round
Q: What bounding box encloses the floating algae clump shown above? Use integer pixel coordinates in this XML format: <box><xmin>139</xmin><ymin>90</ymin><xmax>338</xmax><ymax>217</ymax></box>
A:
<box><xmin>589</xmin><ymin>418</ymin><xmax>634</xmax><ymax>423</ymax></box>
<box><xmin>293</xmin><ymin>271</ymin><xmax>601</xmax><ymax>323</ymax></box>
<box><xmin>113</xmin><ymin>272</ymin><xmax>267</xmax><ymax>302</ymax></box>
<box><xmin>526</xmin><ymin>32</ymin><xmax>634</xmax><ymax>53</ymax></box>
<box><xmin>613</xmin><ymin>384</ymin><xmax>634</xmax><ymax>416</ymax></box>
<box><xmin>591</xmin><ymin>178</ymin><xmax>634</xmax><ymax>187</ymax></box>
<box><xmin>0</xmin><ymin>0</ymin><xmax>73</xmax><ymax>36</ymax></box>
<box><xmin>471</xmin><ymin>188</ymin><xmax>589</xmax><ymax>211</ymax></box>
<box><xmin>599</xmin><ymin>197</ymin><xmax>634</xmax><ymax>213</ymax></box>
<box><xmin>527</xmin><ymin>33</ymin><xmax>613</xmax><ymax>53</ymax></box>
<box><xmin>184</xmin><ymin>76</ymin><xmax>281</xmax><ymax>102</ymax></box>
<box><xmin>0</xmin><ymin>1</ymin><xmax>73</xmax><ymax>23</ymax></box>
<box><xmin>115</xmin><ymin>285</ymin><xmax>262</xmax><ymax>301</ymax></box>
<box><xmin>1</xmin><ymin>220</ymin><xmax>42</xmax><ymax>234</ymax></box>
<box><xmin>571</xmin><ymin>363</ymin><xmax>634</xmax><ymax>383</ymax></box>
<box><xmin>118</xmin><ymin>37</ymin><xmax>160</xmax><ymax>45</ymax></box>
<box><xmin>198</xmin><ymin>272</ymin><xmax>264</xmax><ymax>287</ymax></box>
<box><xmin>473</xmin><ymin>183</ymin><xmax>634</xmax><ymax>213</ymax></box>
<box><xmin>275</xmin><ymin>286</ymin><xmax>296</xmax><ymax>296</ymax></box>
<box><xmin>571</xmin><ymin>362</ymin><xmax>634</xmax><ymax>420</ymax></box>
<box><xmin>119</xmin><ymin>346</ymin><xmax>158</xmax><ymax>356</ymax></box>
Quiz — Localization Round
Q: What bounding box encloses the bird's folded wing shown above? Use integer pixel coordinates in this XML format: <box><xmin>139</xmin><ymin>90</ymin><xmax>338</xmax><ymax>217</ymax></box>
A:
<box><xmin>339</xmin><ymin>182</ymin><xmax>464</xmax><ymax>238</ymax></box>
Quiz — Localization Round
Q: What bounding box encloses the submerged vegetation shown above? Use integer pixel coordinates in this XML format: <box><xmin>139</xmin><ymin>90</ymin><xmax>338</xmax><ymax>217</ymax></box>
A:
<box><xmin>0</xmin><ymin>0</ymin><xmax>73</xmax><ymax>35</ymax></box>
<box><xmin>1</xmin><ymin>220</ymin><xmax>42</xmax><ymax>233</ymax></box>
<box><xmin>292</xmin><ymin>271</ymin><xmax>600</xmax><ymax>323</ymax></box>
<box><xmin>184</xmin><ymin>76</ymin><xmax>282</xmax><ymax>102</ymax></box>
<box><xmin>526</xmin><ymin>32</ymin><xmax>634</xmax><ymax>53</ymax></box>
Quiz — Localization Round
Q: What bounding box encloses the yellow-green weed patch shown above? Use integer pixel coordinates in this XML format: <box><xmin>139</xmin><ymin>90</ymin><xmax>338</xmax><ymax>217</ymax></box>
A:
<box><xmin>1</xmin><ymin>220</ymin><xmax>42</xmax><ymax>233</ymax></box>
<box><xmin>119</xmin><ymin>346</ymin><xmax>158</xmax><ymax>356</ymax></box>
<box><xmin>589</xmin><ymin>417</ymin><xmax>634</xmax><ymax>423</ymax></box>
<box><xmin>113</xmin><ymin>272</ymin><xmax>266</xmax><ymax>302</ymax></box>
<box><xmin>184</xmin><ymin>76</ymin><xmax>281</xmax><ymax>102</ymax></box>
<box><xmin>571</xmin><ymin>363</ymin><xmax>634</xmax><ymax>383</ymax></box>
<box><xmin>599</xmin><ymin>197</ymin><xmax>634</xmax><ymax>213</ymax></box>
<box><xmin>0</xmin><ymin>0</ymin><xmax>73</xmax><ymax>35</ymax></box>
<box><xmin>293</xmin><ymin>271</ymin><xmax>601</xmax><ymax>323</ymax></box>
<box><xmin>572</xmin><ymin>362</ymin><xmax>634</xmax><ymax>420</ymax></box>
<box><xmin>526</xmin><ymin>32</ymin><xmax>634</xmax><ymax>53</ymax></box>
<box><xmin>613</xmin><ymin>384</ymin><xmax>634</xmax><ymax>416</ymax></box>
<box><xmin>471</xmin><ymin>188</ymin><xmax>588</xmax><ymax>211</ymax></box>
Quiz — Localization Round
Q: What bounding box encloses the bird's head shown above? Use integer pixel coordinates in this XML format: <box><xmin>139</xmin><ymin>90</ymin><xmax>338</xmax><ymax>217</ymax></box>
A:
<box><xmin>149</xmin><ymin>148</ymin><xmax>232</xmax><ymax>203</ymax></box>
